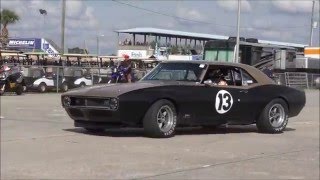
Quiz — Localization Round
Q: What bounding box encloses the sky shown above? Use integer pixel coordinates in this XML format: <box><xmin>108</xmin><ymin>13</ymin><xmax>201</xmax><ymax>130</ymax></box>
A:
<box><xmin>1</xmin><ymin>0</ymin><xmax>319</xmax><ymax>55</ymax></box>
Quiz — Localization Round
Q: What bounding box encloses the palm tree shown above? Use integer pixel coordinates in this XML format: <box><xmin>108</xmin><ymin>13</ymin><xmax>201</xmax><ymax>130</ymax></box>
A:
<box><xmin>0</xmin><ymin>9</ymin><xmax>20</xmax><ymax>47</ymax></box>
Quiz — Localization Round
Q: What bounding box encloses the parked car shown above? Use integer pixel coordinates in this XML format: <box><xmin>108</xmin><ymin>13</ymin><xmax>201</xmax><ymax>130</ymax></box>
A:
<box><xmin>61</xmin><ymin>61</ymin><xmax>306</xmax><ymax>138</ymax></box>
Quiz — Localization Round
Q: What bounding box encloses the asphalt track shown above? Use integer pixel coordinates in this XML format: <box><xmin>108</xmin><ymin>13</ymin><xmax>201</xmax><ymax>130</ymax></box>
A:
<box><xmin>1</xmin><ymin>90</ymin><xmax>319</xmax><ymax>179</ymax></box>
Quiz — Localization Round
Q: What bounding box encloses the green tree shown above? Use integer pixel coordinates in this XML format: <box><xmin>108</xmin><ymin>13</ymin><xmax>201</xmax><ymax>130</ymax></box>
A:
<box><xmin>0</xmin><ymin>9</ymin><xmax>20</xmax><ymax>47</ymax></box>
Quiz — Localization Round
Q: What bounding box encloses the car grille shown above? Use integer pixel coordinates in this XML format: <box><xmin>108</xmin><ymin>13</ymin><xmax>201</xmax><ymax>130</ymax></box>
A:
<box><xmin>70</xmin><ymin>97</ymin><xmax>111</xmax><ymax>109</ymax></box>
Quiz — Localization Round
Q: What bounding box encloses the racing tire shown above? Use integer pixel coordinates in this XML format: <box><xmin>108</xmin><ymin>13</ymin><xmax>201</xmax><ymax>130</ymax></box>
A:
<box><xmin>15</xmin><ymin>84</ymin><xmax>23</xmax><ymax>95</ymax></box>
<box><xmin>143</xmin><ymin>99</ymin><xmax>177</xmax><ymax>138</ymax></box>
<box><xmin>84</xmin><ymin>128</ymin><xmax>105</xmax><ymax>133</ymax></box>
<box><xmin>256</xmin><ymin>98</ymin><xmax>289</xmax><ymax>133</ymax></box>
<box><xmin>61</xmin><ymin>83</ymin><xmax>69</xmax><ymax>92</ymax></box>
<box><xmin>38</xmin><ymin>83</ymin><xmax>47</xmax><ymax>93</ymax></box>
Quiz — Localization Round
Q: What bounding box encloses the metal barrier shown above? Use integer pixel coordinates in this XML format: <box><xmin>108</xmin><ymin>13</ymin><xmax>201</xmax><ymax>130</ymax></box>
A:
<box><xmin>285</xmin><ymin>72</ymin><xmax>309</xmax><ymax>89</ymax></box>
<box><xmin>274</xmin><ymin>72</ymin><xmax>320</xmax><ymax>89</ymax></box>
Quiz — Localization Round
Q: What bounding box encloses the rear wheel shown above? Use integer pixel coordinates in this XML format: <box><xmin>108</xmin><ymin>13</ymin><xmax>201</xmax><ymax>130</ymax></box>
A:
<box><xmin>143</xmin><ymin>99</ymin><xmax>177</xmax><ymax>138</ymax></box>
<box><xmin>80</xmin><ymin>82</ymin><xmax>86</xmax><ymax>88</ymax></box>
<box><xmin>61</xmin><ymin>83</ymin><xmax>69</xmax><ymax>92</ymax></box>
<box><xmin>256</xmin><ymin>98</ymin><xmax>288</xmax><ymax>133</ymax></box>
<box><xmin>15</xmin><ymin>84</ymin><xmax>23</xmax><ymax>95</ymax></box>
<box><xmin>38</xmin><ymin>83</ymin><xmax>47</xmax><ymax>93</ymax></box>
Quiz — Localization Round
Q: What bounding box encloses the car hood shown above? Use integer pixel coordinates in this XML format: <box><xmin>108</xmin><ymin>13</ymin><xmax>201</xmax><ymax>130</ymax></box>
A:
<box><xmin>62</xmin><ymin>81</ymin><xmax>180</xmax><ymax>97</ymax></box>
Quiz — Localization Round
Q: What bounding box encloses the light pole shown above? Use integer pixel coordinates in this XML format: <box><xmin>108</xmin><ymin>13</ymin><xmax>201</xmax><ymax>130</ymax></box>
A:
<box><xmin>96</xmin><ymin>34</ymin><xmax>104</xmax><ymax>67</ymax></box>
<box><xmin>61</xmin><ymin>0</ymin><xmax>66</xmax><ymax>54</ymax></box>
<box><xmin>309</xmin><ymin>0</ymin><xmax>316</xmax><ymax>46</ymax></box>
<box><xmin>235</xmin><ymin>0</ymin><xmax>241</xmax><ymax>63</ymax></box>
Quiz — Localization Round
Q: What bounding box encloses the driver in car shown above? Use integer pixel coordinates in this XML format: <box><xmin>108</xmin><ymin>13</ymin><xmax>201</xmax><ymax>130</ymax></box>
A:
<box><xmin>206</xmin><ymin>69</ymin><xmax>228</xmax><ymax>86</ymax></box>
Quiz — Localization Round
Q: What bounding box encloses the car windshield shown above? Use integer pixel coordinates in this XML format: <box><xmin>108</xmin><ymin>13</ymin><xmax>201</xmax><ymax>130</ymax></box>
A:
<box><xmin>141</xmin><ymin>62</ymin><xmax>207</xmax><ymax>82</ymax></box>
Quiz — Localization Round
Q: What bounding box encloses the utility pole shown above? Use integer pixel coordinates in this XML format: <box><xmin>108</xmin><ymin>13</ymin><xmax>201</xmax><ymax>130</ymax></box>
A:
<box><xmin>235</xmin><ymin>0</ymin><xmax>241</xmax><ymax>63</ymax></box>
<box><xmin>309</xmin><ymin>0</ymin><xmax>315</xmax><ymax>46</ymax></box>
<box><xmin>61</xmin><ymin>0</ymin><xmax>66</xmax><ymax>54</ymax></box>
<box><xmin>96</xmin><ymin>36</ymin><xmax>99</xmax><ymax>65</ymax></box>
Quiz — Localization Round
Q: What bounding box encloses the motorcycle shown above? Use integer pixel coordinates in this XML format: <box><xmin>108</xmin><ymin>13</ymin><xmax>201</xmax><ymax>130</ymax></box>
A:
<box><xmin>108</xmin><ymin>64</ymin><xmax>133</xmax><ymax>83</ymax></box>
<box><xmin>0</xmin><ymin>69</ymin><xmax>25</xmax><ymax>96</ymax></box>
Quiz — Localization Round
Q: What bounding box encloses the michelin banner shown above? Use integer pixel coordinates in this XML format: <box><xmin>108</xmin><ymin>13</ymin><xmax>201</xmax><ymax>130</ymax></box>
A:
<box><xmin>8</xmin><ymin>38</ymin><xmax>42</xmax><ymax>49</ymax></box>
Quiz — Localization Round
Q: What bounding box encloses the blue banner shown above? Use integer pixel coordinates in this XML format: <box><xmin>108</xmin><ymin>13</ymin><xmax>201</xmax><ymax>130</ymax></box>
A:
<box><xmin>7</xmin><ymin>38</ymin><xmax>42</xmax><ymax>49</ymax></box>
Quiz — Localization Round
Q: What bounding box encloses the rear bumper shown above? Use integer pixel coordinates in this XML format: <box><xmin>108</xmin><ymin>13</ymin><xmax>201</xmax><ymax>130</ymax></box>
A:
<box><xmin>288</xmin><ymin>90</ymin><xmax>306</xmax><ymax>117</ymax></box>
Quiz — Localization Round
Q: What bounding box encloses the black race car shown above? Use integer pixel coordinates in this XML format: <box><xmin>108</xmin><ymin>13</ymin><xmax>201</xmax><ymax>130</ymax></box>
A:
<box><xmin>61</xmin><ymin>61</ymin><xmax>306</xmax><ymax>138</ymax></box>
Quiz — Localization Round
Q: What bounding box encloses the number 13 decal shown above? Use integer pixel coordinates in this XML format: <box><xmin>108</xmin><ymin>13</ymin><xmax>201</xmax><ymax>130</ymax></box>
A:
<box><xmin>215</xmin><ymin>90</ymin><xmax>233</xmax><ymax>114</ymax></box>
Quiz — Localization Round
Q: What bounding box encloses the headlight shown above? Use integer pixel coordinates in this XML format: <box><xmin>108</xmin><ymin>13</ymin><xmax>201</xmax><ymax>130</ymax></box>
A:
<box><xmin>109</xmin><ymin>98</ymin><xmax>118</xmax><ymax>110</ymax></box>
<box><xmin>62</xmin><ymin>96</ymin><xmax>71</xmax><ymax>107</ymax></box>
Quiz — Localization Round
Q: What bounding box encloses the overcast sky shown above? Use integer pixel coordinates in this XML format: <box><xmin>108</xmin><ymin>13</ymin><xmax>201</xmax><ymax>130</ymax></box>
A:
<box><xmin>1</xmin><ymin>0</ymin><xmax>319</xmax><ymax>55</ymax></box>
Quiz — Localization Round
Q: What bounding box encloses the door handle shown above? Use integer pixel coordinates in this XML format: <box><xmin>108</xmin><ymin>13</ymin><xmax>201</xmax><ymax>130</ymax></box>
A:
<box><xmin>239</xmin><ymin>90</ymin><xmax>248</xmax><ymax>93</ymax></box>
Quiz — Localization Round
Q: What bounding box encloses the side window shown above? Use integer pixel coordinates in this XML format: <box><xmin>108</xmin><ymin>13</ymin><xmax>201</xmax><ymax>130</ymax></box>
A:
<box><xmin>186</xmin><ymin>70</ymin><xmax>197</xmax><ymax>81</ymax></box>
<box><xmin>241</xmin><ymin>69</ymin><xmax>257</xmax><ymax>86</ymax></box>
<box><xmin>230</xmin><ymin>68</ymin><xmax>257</xmax><ymax>86</ymax></box>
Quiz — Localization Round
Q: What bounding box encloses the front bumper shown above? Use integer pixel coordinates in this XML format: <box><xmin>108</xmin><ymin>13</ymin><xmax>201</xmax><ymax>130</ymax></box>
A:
<box><xmin>65</xmin><ymin>107</ymin><xmax>123</xmax><ymax>128</ymax></box>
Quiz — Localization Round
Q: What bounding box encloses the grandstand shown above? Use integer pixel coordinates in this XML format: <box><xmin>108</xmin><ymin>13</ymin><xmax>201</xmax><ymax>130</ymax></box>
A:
<box><xmin>115</xmin><ymin>27</ymin><xmax>306</xmax><ymax>61</ymax></box>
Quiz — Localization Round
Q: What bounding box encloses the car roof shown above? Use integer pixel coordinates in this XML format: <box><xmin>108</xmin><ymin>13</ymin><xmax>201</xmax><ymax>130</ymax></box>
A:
<box><xmin>161</xmin><ymin>60</ymin><xmax>274</xmax><ymax>85</ymax></box>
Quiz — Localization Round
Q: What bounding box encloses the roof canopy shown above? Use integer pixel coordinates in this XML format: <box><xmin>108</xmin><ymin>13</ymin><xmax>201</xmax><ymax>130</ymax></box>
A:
<box><xmin>116</xmin><ymin>27</ymin><xmax>229</xmax><ymax>40</ymax></box>
<box><xmin>116</xmin><ymin>27</ymin><xmax>307</xmax><ymax>48</ymax></box>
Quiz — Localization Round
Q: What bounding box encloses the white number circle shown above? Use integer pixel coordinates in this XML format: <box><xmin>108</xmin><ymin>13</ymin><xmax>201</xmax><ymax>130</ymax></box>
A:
<box><xmin>215</xmin><ymin>90</ymin><xmax>233</xmax><ymax>114</ymax></box>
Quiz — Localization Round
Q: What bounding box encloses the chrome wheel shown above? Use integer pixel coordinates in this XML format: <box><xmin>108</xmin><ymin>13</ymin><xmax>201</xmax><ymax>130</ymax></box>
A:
<box><xmin>269</xmin><ymin>103</ymin><xmax>285</xmax><ymax>128</ymax></box>
<box><xmin>157</xmin><ymin>105</ymin><xmax>174</xmax><ymax>132</ymax></box>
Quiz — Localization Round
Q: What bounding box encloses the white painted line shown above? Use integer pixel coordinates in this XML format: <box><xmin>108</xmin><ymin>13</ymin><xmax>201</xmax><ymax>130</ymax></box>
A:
<box><xmin>48</xmin><ymin>114</ymin><xmax>66</xmax><ymax>117</ymax></box>
<box><xmin>202</xmin><ymin>165</ymin><xmax>211</xmax><ymax>168</ymax></box>
<box><xmin>0</xmin><ymin>116</ymin><xmax>4</xmax><ymax>119</ymax></box>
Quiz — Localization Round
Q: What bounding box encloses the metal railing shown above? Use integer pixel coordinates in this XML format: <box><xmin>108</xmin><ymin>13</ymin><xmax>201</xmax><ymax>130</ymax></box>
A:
<box><xmin>274</xmin><ymin>72</ymin><xmax>320</xmax><ymax>89</ymax></box>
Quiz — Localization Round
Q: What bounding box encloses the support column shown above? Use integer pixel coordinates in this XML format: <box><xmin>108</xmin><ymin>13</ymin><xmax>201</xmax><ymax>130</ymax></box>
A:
<box><xmin>133</xmin><ymin>34</ymin><xmax>136</xmax><ymax>46</ymax></box>
<box><xmin>144</xmin><ymin>35</ymin><xmax>146</xmax><ymax>45</ymax></box>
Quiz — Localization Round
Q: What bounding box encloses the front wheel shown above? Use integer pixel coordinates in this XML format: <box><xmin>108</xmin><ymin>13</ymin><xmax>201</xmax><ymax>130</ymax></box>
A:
<box><xmin>0</xmin><ymin>84</ymin><xmax>5</xmax><ymax>96</ymax></box>
<box><xmin>256</xmin><ymin>98</ymin><xmax>289</xmax><ymax>133</ymax></box>
<box><xmin>143</xmin><ymin>99</ymin><xmax>177</xmax><ymax>138</ymax></box>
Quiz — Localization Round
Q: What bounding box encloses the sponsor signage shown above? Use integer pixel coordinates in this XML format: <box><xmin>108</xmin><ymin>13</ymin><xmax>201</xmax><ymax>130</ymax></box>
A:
<box><xmin>118</xmin><ymin>50</ymin><xmax>148</xmax><ymax>59</ymax></box>
<box><xmin>8</xmin><ymin>38</ymin><xmax>42</xmax><ymax>48</ymax></box>
<box><xmin>41</xmin><ymin>39</ymin><xmax>60</xmax><ymax>58</ymax></box>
